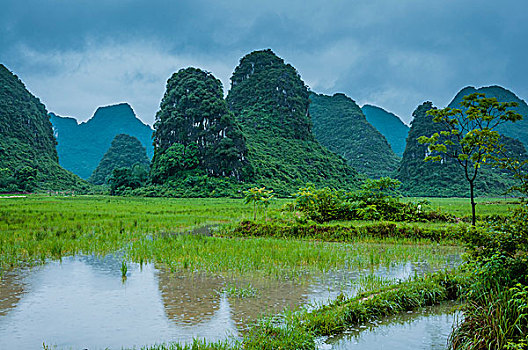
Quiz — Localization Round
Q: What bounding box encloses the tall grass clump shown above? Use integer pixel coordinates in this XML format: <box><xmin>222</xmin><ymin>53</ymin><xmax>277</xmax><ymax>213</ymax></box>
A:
<box><xmin>450</xmin><ymin>203</ymin><xmax>528</xmax><ymax>349</ymax></box>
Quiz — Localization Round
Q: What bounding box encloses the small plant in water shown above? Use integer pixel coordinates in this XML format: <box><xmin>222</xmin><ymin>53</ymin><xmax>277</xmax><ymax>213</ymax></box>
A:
<box><xmin>223</xmin><ymin>283</ymin><xmax>258</xmax><ymax>298</ymax></box>
<box><xmin>121</xmin><ymin>260</ymin><xmax>128</xmax><ymax>279</ymax></box>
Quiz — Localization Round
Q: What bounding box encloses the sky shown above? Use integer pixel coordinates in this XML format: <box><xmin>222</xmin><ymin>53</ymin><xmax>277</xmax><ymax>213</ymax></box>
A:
<box><xmin>1</xmin><ymin>0</ymin><xmax>527</xmax><ymax>126</ymax></box>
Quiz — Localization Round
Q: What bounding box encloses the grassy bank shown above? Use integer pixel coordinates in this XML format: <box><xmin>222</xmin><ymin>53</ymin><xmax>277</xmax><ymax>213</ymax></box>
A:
<box><xmin>3</xmin><ymin>194</ymin><xmax>512</xmax><ymax>350</ymax></box>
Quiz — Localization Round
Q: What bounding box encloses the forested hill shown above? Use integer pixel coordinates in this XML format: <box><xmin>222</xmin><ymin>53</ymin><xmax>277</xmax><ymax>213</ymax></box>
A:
<box><xmin>396</xmin><ymin>101</ymin><xmax>523</xmax><ymax>197</ymax></box>
<box><xmin>89</xmin><ymin>134</ymin><xmax>150</xmax><ymax>185</ymax></box>
<box><xmin>310</xmin><ymin>93</ymin><xmax>399</xmax><ymax>178</ymax></box>
<box><xmin>448</xmin><ymin>86</ymin><xmax>528</xmax><ymax>148</ymax></box>
<box><xmin>0</xmin><ymin>64</ymin><xmax>87</xmax><ymax>192</ymax></box>
<box><xmin>362</xmin><ymin>104</ymin><xmax>409</xmax><ymax>157</ymax></box>
<box><xmin>226</xmin><ymin>49</ymin><xmax>358</xmax><ymax>194</ymax></box>
<box><xmin>50</xmin><ymin>103</ymin><xmax>154</xmax><ymax>179</ymax></box>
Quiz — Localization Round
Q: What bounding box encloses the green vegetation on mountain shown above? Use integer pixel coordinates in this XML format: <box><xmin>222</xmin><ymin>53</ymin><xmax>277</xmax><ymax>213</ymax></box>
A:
<box><xmin>362</xmin><ymin>104</ymin><xmax>409</xmax><ymax>157</ymax></box>
<box><xmin>397</xmin><ymin>101</ymin><xmax>525</xmax><ymax>197</ymax></box>
<box><xmin>50</xmin><ymin>103</ymin><xmax>153</xmax><ymax>179</ymax></box>
<box><xmin>89</xmin><ymin>134</ymin><xmax>149</xmax><ymax>185</ymax></box>
<box><xmin>448</xmin><ymin>85</ymin><xmax>528</xmax><ymax>148</ymax></box>
<box><xmin>419</xmin><ymin>93</ymin><xmax>523</xmax><ymax>224</ymax></box>
<box><xmin>310</xmin><ymin>93</ymin><xmax>399</xmax><ymax>178</ymax></box>
<box><xmin>0</xmin><ymin>64</ymin><xmax>88</xmax><ymax>192</ymax></box>
<box><xmin>226</xmin><ymin>49</ymin><xmax>358</xmax><ymax>194</ymax></box>
<box><xmin>151</xmin><ymin>67</ymin><xmax>250</xmax><ymax>185</ymax></box>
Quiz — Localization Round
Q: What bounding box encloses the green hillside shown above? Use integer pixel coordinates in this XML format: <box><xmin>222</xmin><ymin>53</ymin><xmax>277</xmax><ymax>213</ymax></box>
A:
<box><xmin>226</xmin><ymin>49</ymin><xmax>358</xmax><ymax>194</ymax></box>
<box><xmin>50</xmin><ymin>103</ymin><xmax>153</xmax><ymax>179</ymax></box>
<box><xmin>396</xmin><ymin>102</ymin><xmax>524</xmax><ymax>197</ymax></box>
<box><xmin>448</xmin><ymin>86</ymin><xmax>528</xmax><ymax>148</ymax></box>
<box><xmin>89</xmin><ymin>134</ymin><xmax>150</xmax><ymax>185</ymax></box>
<box><xmin>310</xmin><ymin>93</ymin><xmax>399</xmax><ymax>178</ymax></box>
<box><xmin>0</xmin><ymin>64</ymin><xmax>88</xmax><ymax>192</ymax></box>
<box><xmin>362</xmin><ymin>104</ymin><xmax>409</xmax><ymax>157</ymax></box>
<box><xmin>151</xmin><ymin>67</ymin><xmax>250</xmax><ymax>184</ymax></box>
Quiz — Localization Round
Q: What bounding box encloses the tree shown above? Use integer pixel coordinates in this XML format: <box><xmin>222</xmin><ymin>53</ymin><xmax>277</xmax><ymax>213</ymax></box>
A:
<box><xmin>244</xmin><ymin>187</ymin><xmax>275</xmax><ymax>220</ymax></box>
<box><xmin>107</xmin><ymin>166</ymin><xmax>147</xmax><ymax>195</ymax></box>
<box><xmin>418</xmin><ymin>93</ymin><xmax>522</xmax><ymax>225</ymax></box>
<box><xmin>15</xmin><ymin>166</ymin><xmax>38</xmax><ymax>192</ymax></box>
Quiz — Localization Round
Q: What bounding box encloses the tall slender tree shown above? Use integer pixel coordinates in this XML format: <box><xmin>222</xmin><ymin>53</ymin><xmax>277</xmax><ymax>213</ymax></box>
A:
<box><xmin>418</xmin><ymin>93</ymin><xmax>522</xmax><ymax>225</ymax></box>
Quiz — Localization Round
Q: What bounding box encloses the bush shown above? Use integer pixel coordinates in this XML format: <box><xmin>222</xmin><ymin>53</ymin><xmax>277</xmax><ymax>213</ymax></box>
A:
<box><xmin>291</xmin><ymin>179</ymin><xmax>454</xmax><ymax>223</ymax></box>
<box><xmin>451</xmin><ymin>203</ymin><xmax>528</xmax><ymax>349</ymax></box>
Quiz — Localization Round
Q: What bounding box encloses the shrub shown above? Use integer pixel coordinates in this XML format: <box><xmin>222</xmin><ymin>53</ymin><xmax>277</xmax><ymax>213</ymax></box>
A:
<box><xmin>291</xmin><ymin>179</ymin><xmax>453</xmax><ymax>223</ymax></box>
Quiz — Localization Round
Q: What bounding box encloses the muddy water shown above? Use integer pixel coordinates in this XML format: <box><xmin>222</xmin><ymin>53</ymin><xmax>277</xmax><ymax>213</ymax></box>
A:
<box><xmin>0</xmin><ymin>254</ymin><xmax>461</xmax><ymax>349</ymax></box>
<box><xmin>323</xmin><ymin>302</ymin><xmax>461</xmax><ymax>350</ymax></box>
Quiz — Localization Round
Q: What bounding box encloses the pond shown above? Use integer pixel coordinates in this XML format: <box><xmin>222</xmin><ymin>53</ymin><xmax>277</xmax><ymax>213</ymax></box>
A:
<box><xmin>0</xmin><ymin>252</ymin><xmax>461</xmax><ymax>349</ymax></box>
<box><xmin>323</xmin><ymin>302</ymin><xmax>461</xmax><ymax>349</ymax></box>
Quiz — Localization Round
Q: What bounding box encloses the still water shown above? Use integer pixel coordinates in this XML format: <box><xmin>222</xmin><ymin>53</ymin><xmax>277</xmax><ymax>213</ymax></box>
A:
<box><xmin>0</xmin><ymin>254</ymin><xmax>461</xmax><ymax>349</ymax></box>
<box><xmin>324</xmin><ymin>302</ymin><xmax>461</xmax><ymax>350</ymax></box>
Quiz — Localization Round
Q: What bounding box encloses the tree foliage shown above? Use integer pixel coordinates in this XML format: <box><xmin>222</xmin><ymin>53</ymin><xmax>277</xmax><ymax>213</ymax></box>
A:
<box><xmin>310</xmin><ymin>93</ymin><xmax>399</xmax><ymax>178</ymax></box>
<box><xmin>151</xmin><ymin>67</ymin><xmax>250</xmax><ymax>184</ymax></box>
<box><xmin>89</xmin><ymin>134</ymin><xmax>150</xmax><ymax>185</ymax></box>
<box><xmin>449</xmin><ymin>85</ymin><xmax>528</xmax><ymax>149</ymax></box>
<box><xmin>108</xmin><ymin>165</ymin><xmax>148</xmax><ymax>195</ymax></box>
<box><xmin>243</xmin><ymin>187</ymin><xmax>275</xmax><ymax>220</ymax></box>
<box><xmin>226</xmin><ymin>49</ymin><xmax>358</xmax><ymax>195</ymax></box>
<box><xmin>292</xmin><ymin>179</ymin><xmax>439</xmax><ymax>223</ymax></box>
<box><xmin>418</xmin><ymin>93</ymin><xmax>523</xmax><ymax>224</ymax></box>
<box><xmin>0</xmin><ymin>64</ymin><xmax>89</xmax><ymax>192</ymax></box>
<box><xmin>396</xmin><ymin>101</ymin><xmax>523</xmax><ymax>198</ymax></box>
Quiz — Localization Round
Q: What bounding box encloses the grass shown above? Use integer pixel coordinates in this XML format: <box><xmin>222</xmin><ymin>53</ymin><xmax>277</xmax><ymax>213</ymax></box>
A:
<box><xmin>0</xmin><ymin>194</ymin><xmax>488</xmax><ymax>350</ymax></box>
<box><xmin>404</xmin><ymin>197</ymin><xmax>521</xmax><ymax>218</ymax></box>
<box><xmin>0</xmin><ymin>195</ymin><xmax>463</xmax><ymax>277</ymax></box>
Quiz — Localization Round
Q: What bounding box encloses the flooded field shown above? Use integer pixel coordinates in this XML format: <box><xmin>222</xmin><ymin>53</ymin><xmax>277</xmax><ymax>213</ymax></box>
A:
<box><xmin>324</xmin><ymin>302</ymin><xmax>461</xmax><ymax>349</ymax></box>
<box><xmin>0</xmin><ymin>252</ymin><xmax>461</xmax><ymax>349</ymax></box>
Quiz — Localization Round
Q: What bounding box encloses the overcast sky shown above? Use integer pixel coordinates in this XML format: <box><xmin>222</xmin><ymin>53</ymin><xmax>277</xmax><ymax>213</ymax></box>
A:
<box><xmin>2</xmin><ymin>0</ymin><xmax>527</xmax><ymax>126</ymax></box>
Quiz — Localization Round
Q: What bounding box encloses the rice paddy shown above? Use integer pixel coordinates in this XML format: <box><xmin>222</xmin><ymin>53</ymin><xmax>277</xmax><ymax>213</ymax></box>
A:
<box><xmin>0</xmin><ymin>194</ymin><xmax>507</xmax><ymax>349</ymax></box>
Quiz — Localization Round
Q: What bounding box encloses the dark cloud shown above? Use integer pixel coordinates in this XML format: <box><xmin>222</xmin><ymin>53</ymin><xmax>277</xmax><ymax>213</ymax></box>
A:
<box><xmin>1</xmin><ymin>0</ymin><xmax>527</xmax><ymax>124</ymax></box>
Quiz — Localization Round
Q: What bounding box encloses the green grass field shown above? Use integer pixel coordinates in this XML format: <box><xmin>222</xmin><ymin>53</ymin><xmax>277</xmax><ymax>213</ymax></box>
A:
<box><xmin>405</xmin><ymin>196</ymin><xmax>521</xmax><ymax>217</ymax></box>
<box><xmin>0</xmin><ymin>194</ymin><xmax>468</xmax><ymax>274</ymax></box>
<box><xmin>2</xmin><ymin>194</ymin><xmax>513</xmax><ymax>349</ymax></box>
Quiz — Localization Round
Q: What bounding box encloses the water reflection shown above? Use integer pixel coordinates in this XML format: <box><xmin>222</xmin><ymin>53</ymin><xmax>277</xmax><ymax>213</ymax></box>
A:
<box><xmin>0</xmin><ymin>254</ymin><xmax>461</xmax><ymax>349</ymax></box>
<box><xmin>158</xmin><ymin>271</ymin><xmax>224</xmax><ymax>325</ymax></box>
<box><xmin>0</xmin><ymin>269</ymin><xmax>27</xmax><ymax>317</ymax></box>
<box><xmin>325</xmin><ymin>302</ymin><xmax>461</xmax><ymax>350</ymax></box>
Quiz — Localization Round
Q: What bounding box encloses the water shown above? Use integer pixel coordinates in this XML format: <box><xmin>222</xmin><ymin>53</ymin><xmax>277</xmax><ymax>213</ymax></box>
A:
<box><xmin>0</xmin><ymin>254</ymin><xmax>461</xmax><ymax>349</ymax></box>
<box><xmin>324</xmin><ymin>303</ymin><xmax>461</xmax><ymax>350</ymax></box>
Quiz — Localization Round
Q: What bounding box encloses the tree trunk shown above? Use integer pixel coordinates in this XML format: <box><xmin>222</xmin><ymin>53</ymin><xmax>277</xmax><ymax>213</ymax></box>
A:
<box><xmin>470</xmin><ymin>180</ymin><xmax>476</xmax><ymax>226</ymax></box>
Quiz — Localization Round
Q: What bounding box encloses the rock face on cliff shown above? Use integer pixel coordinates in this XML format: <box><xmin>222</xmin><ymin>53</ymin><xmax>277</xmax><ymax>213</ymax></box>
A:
<box><xmin>50</xmin><ymin>103</ymin><xmax>153</xmax><ymax>179</ymax></box>
<box><xmin>362</xmin><ymin>104</ymin><xmax>409</xmax><ymax>157</ymax></box>
<box><xmin>0</xmin><ymin>64</ymin><xmax>87</xmax><ymax>192</ymax></box>
<box><xmin>226</xmin><ymin>49</ymin><xmax>358</xmax><ymax>194</ymax></box>
<box><xmin>310</xmin><ymin>93</ymin><xmax>399</xmax><ymax>178</ymax></box>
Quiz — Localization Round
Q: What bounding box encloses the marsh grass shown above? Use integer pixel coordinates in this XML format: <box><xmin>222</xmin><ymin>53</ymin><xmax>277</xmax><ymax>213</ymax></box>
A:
<box><xmin>0</xmin><ymin>195</ymin><xmax>479</xmax><ymax>350</ymax></box>
<box><xmin>126</xmin><ymin>234</ymin><xmax>462</xmax><ymax>279</ymax></box>
<box><xmin>222</xmin><ymin>283</ymin><xmax>259</xmax><ymax>298</ymax></box>
<box><xmin>0</xmin><ymin>195</ymin><xmax>463</xmax><ymax>278</ymax></box>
